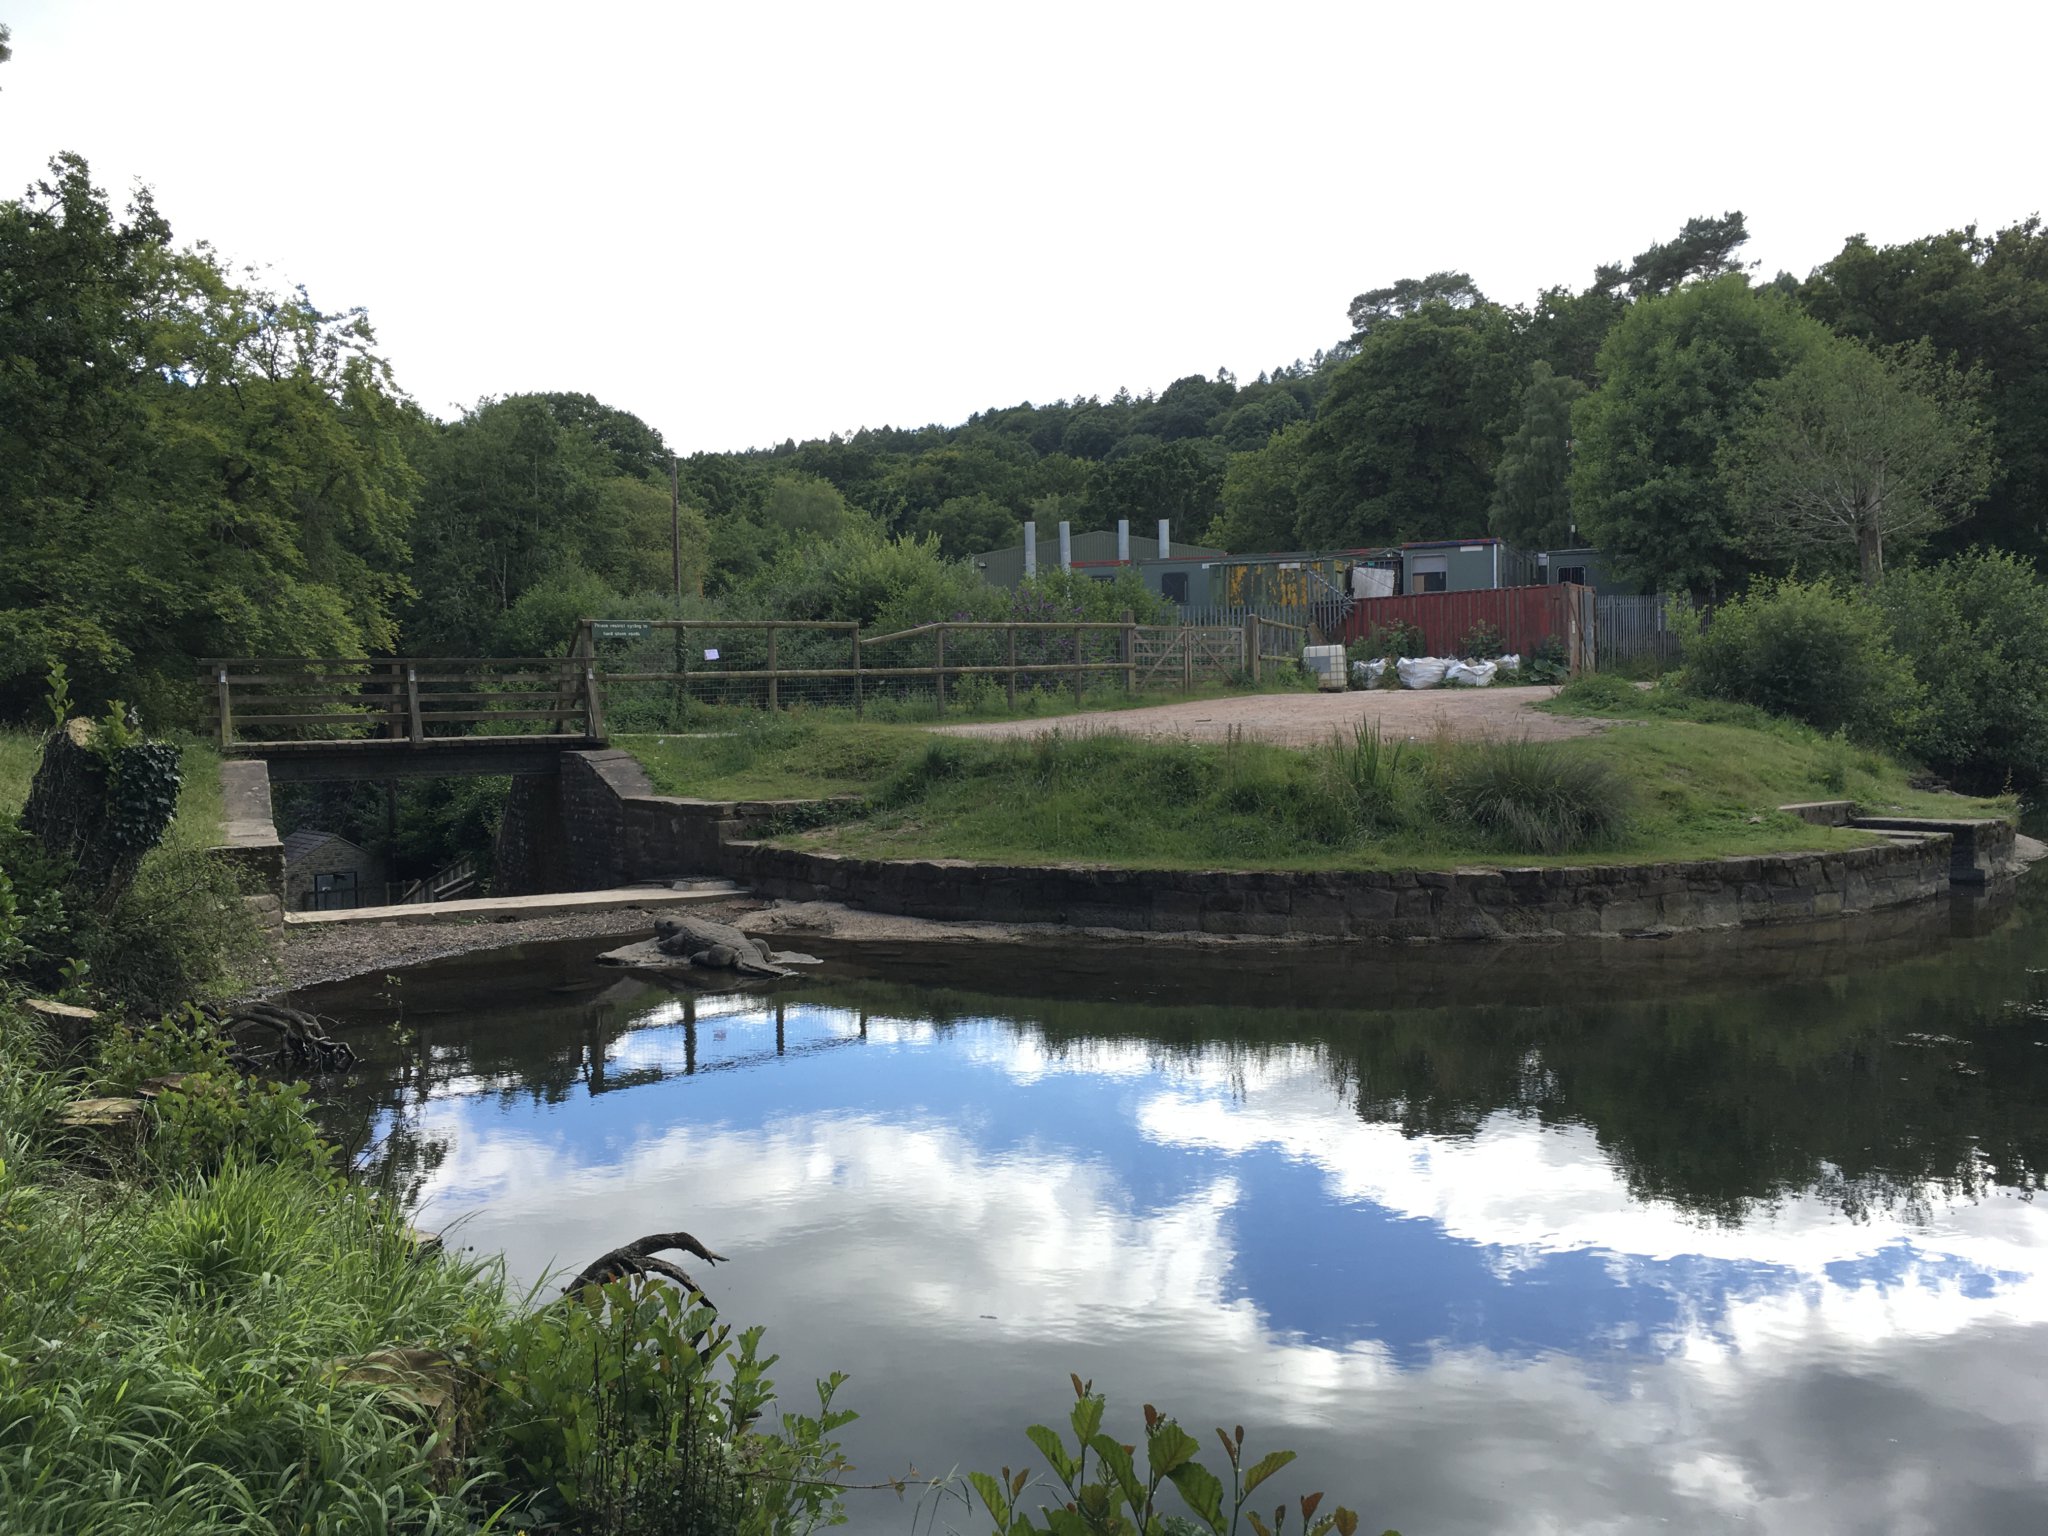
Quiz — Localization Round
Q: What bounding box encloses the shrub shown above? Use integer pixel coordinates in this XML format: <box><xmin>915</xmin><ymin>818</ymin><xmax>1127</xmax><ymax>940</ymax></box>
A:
<box><xmin>1682</xmin><ymin>577</ymin><xmax>1912</xmax><ymax>740</ymax></box>
<box><xmin>1879</xmin><ymin>550</ymin><xmax>2048</xmax><ymax>791</ymax></box>
<box><xmin>147</xmin><ymin>1071</ymin><xmax>334</xmax><ymax>1178</ymax></box>
<box><xmin>1348</xmin><ymin>620</ymin><xmax>1426</xmax><ymax>662</ymax></box>
<box><xmin>1438</xmin><ymin>739</ymin><xmax>1634</xmax><ymax>855</ymax></box>
<box><xmin>1459</xmin><ymin>621</ymin><xmax>1506</xmax><ymax>659</ymax></box>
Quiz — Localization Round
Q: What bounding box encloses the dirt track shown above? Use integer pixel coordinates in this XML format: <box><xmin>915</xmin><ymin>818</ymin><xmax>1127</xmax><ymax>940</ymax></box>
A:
<box><xmin>932</xmin><ymin>684</ymin><xmax>1610</xmax><ymax>748</ymax></box>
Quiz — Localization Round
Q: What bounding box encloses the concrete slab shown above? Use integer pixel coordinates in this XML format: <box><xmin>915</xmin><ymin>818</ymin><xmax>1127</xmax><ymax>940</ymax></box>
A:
<box><xmin>284</xmin><ymin>882</ymin><xmax>742</xmax><ymax>927</ymax></box>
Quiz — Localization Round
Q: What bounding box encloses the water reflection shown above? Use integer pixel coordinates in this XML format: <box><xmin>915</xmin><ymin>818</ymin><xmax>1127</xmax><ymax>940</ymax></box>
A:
<box><xmin>306</xmin><ymin>892</ymin><xmax>2048</xmax><ymax>1535</ymax></box>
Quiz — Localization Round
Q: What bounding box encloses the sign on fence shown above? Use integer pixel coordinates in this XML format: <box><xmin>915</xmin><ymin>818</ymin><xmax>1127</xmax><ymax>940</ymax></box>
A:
<box><xmin>590</xmin><ymin>620</ymin><xmax>651</xmax><ymax>641</ymax></box>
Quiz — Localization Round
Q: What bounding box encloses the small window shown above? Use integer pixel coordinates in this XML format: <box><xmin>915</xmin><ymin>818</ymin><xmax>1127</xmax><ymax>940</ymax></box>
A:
<box><xmin>1416</xmin><ymin>571</ymin><xmax>1448</xmax><ymax>594</ymax></box>
<box><xmin>1160</xmin><ymin>572</ymin><xmax>1189</xmax><ymax>604</ymax></box>
<box><xmin>310</xmin><ymin>871</ymin><xmax>358</xmax><ymax>912</ymax></box>
<box><xmin>1556</xmin><ymin>566</ymin><xmax>1587</xmax><ymax>587</ymax></box>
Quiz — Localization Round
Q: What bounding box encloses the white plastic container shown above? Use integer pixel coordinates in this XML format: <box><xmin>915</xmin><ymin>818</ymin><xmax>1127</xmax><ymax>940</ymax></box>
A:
<box><xmin>1302</xmin><ymin>644</ymin><xmax>1348</xmax><ymax>691</ymax></box>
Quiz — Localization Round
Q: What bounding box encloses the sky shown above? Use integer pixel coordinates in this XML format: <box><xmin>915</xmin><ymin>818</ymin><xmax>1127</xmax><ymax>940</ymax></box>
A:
<box><xmin>3</xmin><ymin>1</ymin><xmax>2044</xmax><ymax>453</ymax></box>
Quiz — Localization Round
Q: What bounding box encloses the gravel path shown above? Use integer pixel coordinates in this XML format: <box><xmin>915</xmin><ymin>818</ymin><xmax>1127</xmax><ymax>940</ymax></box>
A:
<box><xmin>933</xmin><ymin>684</ymin><xmax>1610</xmax><ymax>747</ymax></box>
<box><xmin>274</xmin><ymin>904</ymin><xmax>749</xmax><ymax>992</ymax></box>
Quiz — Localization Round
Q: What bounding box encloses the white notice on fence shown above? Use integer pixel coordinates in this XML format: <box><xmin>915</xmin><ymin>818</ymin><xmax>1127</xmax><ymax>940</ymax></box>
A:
<box><xmin>703</xmin><ymin>648</ymin><xmax>720</xmax><ymax>661</ymax></box>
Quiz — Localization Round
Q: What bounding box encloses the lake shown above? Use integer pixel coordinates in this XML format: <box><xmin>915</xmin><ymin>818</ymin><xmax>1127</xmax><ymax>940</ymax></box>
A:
<box><xmin>304</xmin><ymin>888</ymin><xmax>2048</xmax><ymax>1535</ymax></box>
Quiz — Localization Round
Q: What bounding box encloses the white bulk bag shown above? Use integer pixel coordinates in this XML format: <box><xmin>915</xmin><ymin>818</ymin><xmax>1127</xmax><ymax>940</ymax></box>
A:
<box><xmin>1444</xmin><ymin>660</ymin><xmax>1498</xmax><ymax>687</ymax></box>
<box><xmin>1397</xmin><ymin>657</ymin><xmax>1451</xmax><ymax>690</ymax></box>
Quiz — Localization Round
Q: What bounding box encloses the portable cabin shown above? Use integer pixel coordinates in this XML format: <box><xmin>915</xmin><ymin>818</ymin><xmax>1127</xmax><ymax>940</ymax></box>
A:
<box><xmin>1399</xmin><ymin>538</ymin><xmax>1537</xmax><ymax>594</ymax></box>
<box><xmin>1535</xmin><ymin>547</ymin><xmax>1639</xmax><ymax>594</ymax></box>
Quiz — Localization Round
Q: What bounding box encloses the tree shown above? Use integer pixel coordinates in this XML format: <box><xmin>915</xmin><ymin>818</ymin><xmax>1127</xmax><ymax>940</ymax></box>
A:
<box><xmin>1800</xmin><ymin>219</ymin><xmax>2048</xmax><ymax>561</ymax></box>
<box><xmin>1294</xmin><ymin>304</ymin><xmax>1521</xmax><ymax>549</ymax></box>
<box><xmin>0</xmin><ymin>154</ymin><xmax>416</xmax><ymax>719</ymax></box>
<box><xmin>1080</xmin><ymin>441</ymin><xmax>1223</xmax><ymax>539</ymax></box>
<box><xmin>1621</xmin><ymin>211</ymin><xmax>1751</xmax><ymax>298</ymax></box>
<box><xmin>1347</xmin><ymin>271</ymin><xmax>1486</xmax><ymax>339</ymax></box>
<box><xmin>1719</xmin><ymin>337</ymin><xmax>1993</xmax><ymax>584</ymax></box>
<box><xmin>1489</xmin><ymin>362</ymin><xmax>1586</xmax><ymax>548</ymax></box>
<box><xmin>1209</xmin><ymin>420</ymin><xmax>1311</xmax><ymax>551</ymax></box>
<box><xmin>907</xmin><ymin>492</ymin><xmax>1017</xmax><ymax>559</ymax></box>
<box><xmin>1570</xmin><ymin>276</ymin><xmax>1827</xmax><ymax>594</ymax></box>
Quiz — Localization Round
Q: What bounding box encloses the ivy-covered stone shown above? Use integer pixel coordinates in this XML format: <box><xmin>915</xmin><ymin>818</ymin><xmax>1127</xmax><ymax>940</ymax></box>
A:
<box><xmin>19</xmin><ymin>717</ymin><xmax>183</xmax><ymax>905</ymax></box>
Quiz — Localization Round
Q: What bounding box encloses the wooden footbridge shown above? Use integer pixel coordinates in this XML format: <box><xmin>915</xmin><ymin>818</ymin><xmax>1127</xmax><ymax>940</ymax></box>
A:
<box><xmin>204</xmin><ymin>655</ymin><xmax>605</xmax><ymax>781</ymax></box>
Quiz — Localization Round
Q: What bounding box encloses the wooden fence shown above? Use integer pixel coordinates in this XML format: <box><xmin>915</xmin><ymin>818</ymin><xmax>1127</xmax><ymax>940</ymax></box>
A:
<box><xmin>578</xmin><ymin>614</ymin><xmax>1303</xmax><ymax>726</ymax></box>
<box><xmin>204</xmin><ymin>656</ymin><xmax>599</xmax><ymax>749</ymax></box>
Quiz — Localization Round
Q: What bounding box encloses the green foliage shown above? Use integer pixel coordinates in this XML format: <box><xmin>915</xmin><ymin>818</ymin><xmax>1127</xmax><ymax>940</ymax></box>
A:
<box><xmin>1293</xmin><ymin>304</ymin><xmax>1522</xmax><ymax>549</ymax></box>
<box><xmin>1436</xmin><ymin>738</ymin><xmax>1634</xmax><ymax>855</ymax></box>
<box><xmin>1210</xmin><ymin>420</ymin><xmax>1312</xmax><ymax>551</ymax></box>
<box><xmin>1719</xmin><ymin>335</ymin><xmax>1993</xmax><ymax>585</ymax></box>
<box><xmin>1800</xmin><ymin>217</ymin><xmax>2048</xmax><ymax>563</ymax></box>
<box><xmin>1878</xmin><ymin>549</ymin><xmax>2048</xmax><ymax>790</ymax></box>
<box><xmin>1458</xmin><ymin>621</ymin><xmax>1506</xmax><ymax>659</ymax></box>
<box><xmin>1489</xmin><ymin>361</ymin><xmax>1586</xmax><ymax>548</ymax></box>
<box><xmin>1347</xmin><ymin>621</ymin><xmax>1425</xmax><ymax>664</ymax></box>
<box><xmin>962</xmin><ymin>1375</ymin><xmax>1370</xmax><ymax>1536</ymax></box>
<box><xmin>0</xmin><ymin>154</ymin><xmax>415</xmax><ymax>723</ymax></box>
<box><xmin>1682</xmin><ymin>577</ymin><xmax>1913</xmax><ymax>739</ymax></box>
<box><xmin>1571</xmin><ymin>276</ymin><xmax>1829</xmax><ymax>595</ymax></box>
<box><xmin>486</xmin><ymin>1279</ymin><xmax>854</xmax><ymax>1535</ymax></box>
<box><xmin>147</xmin><ymin>1072</ymin><xmax>334</xmax><ymax>1179</ymax></box>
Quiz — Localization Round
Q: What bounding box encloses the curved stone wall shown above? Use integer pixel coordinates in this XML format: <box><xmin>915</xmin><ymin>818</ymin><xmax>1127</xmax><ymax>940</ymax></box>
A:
<box><xmin>517</xmin><ymin>750</ymin><xmax>1981</xmax><ymax>942</ymax></box>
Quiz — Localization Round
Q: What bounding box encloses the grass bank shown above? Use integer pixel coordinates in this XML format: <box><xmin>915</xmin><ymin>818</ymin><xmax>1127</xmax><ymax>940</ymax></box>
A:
<box><xmin>620</xmin><ymin>689</ymin><xmax>2012</xmax><ymax>871</ymax></box>
<box><xmin>0</xmin><ymin>995</ymin><xmax>1382</xmax><ymax>1535</ymax></box>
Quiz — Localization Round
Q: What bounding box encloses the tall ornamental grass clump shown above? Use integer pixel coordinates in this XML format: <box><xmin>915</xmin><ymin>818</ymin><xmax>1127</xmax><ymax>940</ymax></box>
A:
<box><xmin>1436</xmin><ymin>738</ymin><xmax>1634</xmax><ymax>856</ymax></box>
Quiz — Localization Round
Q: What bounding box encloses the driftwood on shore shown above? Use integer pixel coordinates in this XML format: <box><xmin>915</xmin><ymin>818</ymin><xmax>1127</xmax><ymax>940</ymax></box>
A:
<box><xmin>565</xmin><ymin>1230</ymin><xmax>726</xmax><ymax>1306</ymax></box>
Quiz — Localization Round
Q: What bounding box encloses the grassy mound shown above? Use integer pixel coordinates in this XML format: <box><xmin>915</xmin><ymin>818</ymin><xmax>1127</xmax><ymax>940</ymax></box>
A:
<box><xmin>622</xmin><ymin>698</ymin><xmax>2011</xmax><ymax>871</ymax></box>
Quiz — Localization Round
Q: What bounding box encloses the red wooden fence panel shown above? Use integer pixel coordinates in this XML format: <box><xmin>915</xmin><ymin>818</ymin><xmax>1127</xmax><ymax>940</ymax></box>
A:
<box><xmin>1337</xmin><ymin>585</ymin><xmax>1593</xmax><ymax>671</ymax></box>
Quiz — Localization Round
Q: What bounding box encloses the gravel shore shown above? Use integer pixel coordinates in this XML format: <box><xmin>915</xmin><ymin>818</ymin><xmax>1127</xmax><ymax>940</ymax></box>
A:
<box><xmin>273</xmin><ymin>903</ymin><xmax>755</xmax><ymax>991</ymax></box>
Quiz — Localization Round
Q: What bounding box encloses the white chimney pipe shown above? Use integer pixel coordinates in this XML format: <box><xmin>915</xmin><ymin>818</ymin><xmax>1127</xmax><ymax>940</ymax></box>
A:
<box><xmin>1058</xmin><ymin>521</ymin><xmax>1072</xmax><ymax>571</ymax></box>
<box><xmin>1116</xmin><ymin>519</ymin><xmax>1130</xmax><ymax>563</ymax></box>
<box><xmin>1157</xmin><ymin>519</ymin><xmax>1170</xmax><ymax>559</ymax></box>
<box><xmin>1022</xmin><ymin>520</ymin><xmax>1037</xmax><ymax>579</ymax></box>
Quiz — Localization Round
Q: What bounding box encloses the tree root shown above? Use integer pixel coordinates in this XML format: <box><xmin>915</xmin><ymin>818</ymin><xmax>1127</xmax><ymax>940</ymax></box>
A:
<box><xmin>205</xmin><ymin>1000</ymin><xmax>358</xmax><ymax>1074</ymax></box>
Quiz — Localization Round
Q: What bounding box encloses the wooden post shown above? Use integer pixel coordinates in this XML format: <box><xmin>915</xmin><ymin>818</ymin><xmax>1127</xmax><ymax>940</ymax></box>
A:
<box><xmin>934</xmin><ymin>625</ymin><xmax>947</xmax><ymax>714</ymax></box>
<box><xmin>766</xmin><ymin>624</ymin><xmax>779</xmax><ymax>712</ymax></box>
<box><xmin>216</xmin><ymin>666</ymin><xmax>233</xmax><ymax>749</ymax></box>
<box><xmin>852</xmin><ymin>627</ymin><xmax>864</xmax><ymax>716</ymax></box>
<box><xmin>1182</xmin><ymin>630</ymin><xmax>1193</xmax><ymax>692</ymax></box>
<box><xmin>1072</xmin><ymin>623</ymin><xmax>1084</xmax><ymax>707</ymax></box>
<box><xmin>405</xmin><ymin>666</ymin><xmax>424</xmax><ymax>744</ymax></box>
<box><xmin>386</xmin><ymin>661</ymin><xmax>403</xmax><ymax>738</ymax></box>
<box><xmin>584</xmin><ymin>656</ymin><xmax>606</xmax><ymax>741</ymax></box>
<box><xmin>1120</xmin><ymin>609</ymin><xmax>1135</xmax><ymax>695</ymax></box>
<box><xmin>1006</xmin><ymin>624</ymin><xmax>1018</xmax><ymax>710</ymax></box>
<box><xmin>1245</xmin><ymin>614</ymin><xmax>1260</xmax><ymax>684</ymax></box>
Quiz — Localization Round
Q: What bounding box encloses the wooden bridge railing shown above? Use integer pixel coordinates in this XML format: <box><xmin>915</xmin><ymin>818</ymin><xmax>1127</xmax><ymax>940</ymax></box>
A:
<box><xmin>203</xmin><ymin>656</ymin><xmax>602</xmax><ymax>750</ymax></box>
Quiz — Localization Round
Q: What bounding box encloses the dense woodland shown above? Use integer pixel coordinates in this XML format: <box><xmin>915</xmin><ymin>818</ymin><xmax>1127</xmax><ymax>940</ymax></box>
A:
<box><xmin>4</xmin><ymin>150</ymin><xmax>2046</xmax><ymax>723</ymax></box>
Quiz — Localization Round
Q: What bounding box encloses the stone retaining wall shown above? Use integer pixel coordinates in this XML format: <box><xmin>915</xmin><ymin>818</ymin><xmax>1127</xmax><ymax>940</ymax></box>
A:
<box><xmin>214</xmin><ymin>760</ymin><xmax>284</xmax><ymax>895</ymax></box>
<box><xmin>728</xmin><ymin>839</ymin><xmax>1953</xmax><ymax>940</ymax></box>
<box><xmin>510</xmin><ymin>750</ymin><xmax>1968</xmax><ymax>941</ymax></box>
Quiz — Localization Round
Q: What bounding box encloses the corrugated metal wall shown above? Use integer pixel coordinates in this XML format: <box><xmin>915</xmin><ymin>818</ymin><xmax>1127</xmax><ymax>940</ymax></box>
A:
<box><xmin>1338</xmin><ymin>584</ymin><xmax>1594</xmax><ymax>671</ymax></box>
